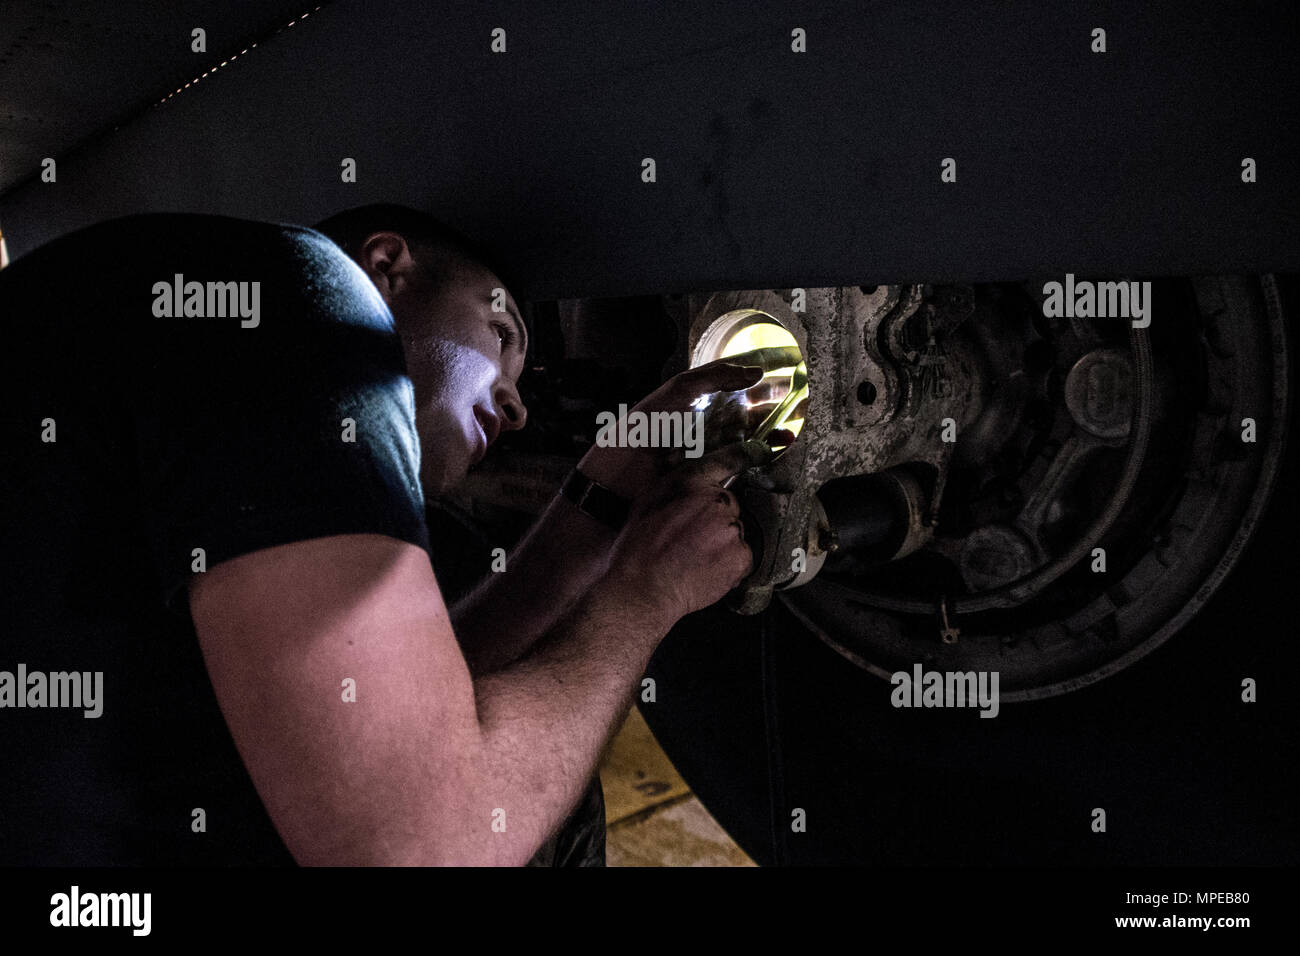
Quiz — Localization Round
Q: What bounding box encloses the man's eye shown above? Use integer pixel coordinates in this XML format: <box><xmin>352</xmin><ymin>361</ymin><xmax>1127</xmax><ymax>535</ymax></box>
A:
<box><xmin>493</xmin><ymin>322</ymin><xmax>516</xmax><ymax>350</ymax></box>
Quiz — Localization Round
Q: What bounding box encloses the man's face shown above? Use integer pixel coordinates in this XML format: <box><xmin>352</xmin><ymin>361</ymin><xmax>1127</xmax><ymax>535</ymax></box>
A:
<box><xmin>383</xmin><ymin>251</ymin><xmax>529</xmax><ymax>495</ymax></box>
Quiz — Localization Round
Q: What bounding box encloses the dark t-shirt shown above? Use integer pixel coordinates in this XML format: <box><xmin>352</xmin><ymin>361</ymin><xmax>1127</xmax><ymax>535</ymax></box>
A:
<box><xmin>0</xmin><ymin>213</ymin><xmax>435</xmax><ymax>864</ymax></box>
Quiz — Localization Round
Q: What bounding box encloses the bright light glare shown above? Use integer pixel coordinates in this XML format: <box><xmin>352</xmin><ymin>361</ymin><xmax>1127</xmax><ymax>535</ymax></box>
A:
<box><xmin>720</xmin><ymin>322</ymin><xmax>798</xmax><ymax>374</ymax></box>
<box><xmin>719</xmin><ymin>322</ymin><xmax>805</xmax><ymax>443</ymax></box>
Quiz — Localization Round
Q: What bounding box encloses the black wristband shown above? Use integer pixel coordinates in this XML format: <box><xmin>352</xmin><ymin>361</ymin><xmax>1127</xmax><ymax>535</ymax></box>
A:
<box><xmin>560</xmin><ymin>468</ymin><xmax>631</xmax><ymax>531</ymax></box>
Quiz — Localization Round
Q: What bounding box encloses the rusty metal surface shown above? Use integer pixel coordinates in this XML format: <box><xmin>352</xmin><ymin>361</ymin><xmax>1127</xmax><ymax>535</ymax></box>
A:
<box><xmin>679</xmin><ymin>284</ymin><xmax>988</xmax><ymax>612</ymax></box>
<box><xmin>776</xmin><ymin>276</ymin><xmax>1288</xmax><ymax>699</ymax></box>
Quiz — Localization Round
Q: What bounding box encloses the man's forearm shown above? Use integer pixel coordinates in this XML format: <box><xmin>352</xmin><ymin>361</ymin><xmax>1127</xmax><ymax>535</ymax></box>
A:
<box><xmin>451</xmin><ymin>493</ymin><xmax>618</xmax><ymax>674</ymax></box>
<box><xmin>459</xmin><ymin>571</ymin><xmax>670</xmax><ymax>865</ymax></box>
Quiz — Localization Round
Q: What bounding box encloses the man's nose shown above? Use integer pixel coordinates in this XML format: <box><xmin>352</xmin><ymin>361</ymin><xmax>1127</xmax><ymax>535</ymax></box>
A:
<box><xmin>496</xmin><ymin>380</ymin><xmax>527</xmax><ymax>432</ymax></box>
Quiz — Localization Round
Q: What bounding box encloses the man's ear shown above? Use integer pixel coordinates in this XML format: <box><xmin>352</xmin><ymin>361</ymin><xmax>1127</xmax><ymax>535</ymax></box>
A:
<box><xmin>355</xmin><ymin>231</ymin><xmax>422</xmax><ymax>305</ymax></box>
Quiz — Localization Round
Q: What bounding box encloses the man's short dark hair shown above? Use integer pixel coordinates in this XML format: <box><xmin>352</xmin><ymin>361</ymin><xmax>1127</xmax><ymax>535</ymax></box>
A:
<box><xmin>312</xmin><ymin>203</ymin><xmax>513</xmax><ymax>297</ymax></box>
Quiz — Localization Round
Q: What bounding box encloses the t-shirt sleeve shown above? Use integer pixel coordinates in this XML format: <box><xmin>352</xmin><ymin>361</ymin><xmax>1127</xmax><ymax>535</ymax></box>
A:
<box><xmin>130</xmin><ymin>222</ymin><xmax>431</xmax><ymax>615</ymax></box>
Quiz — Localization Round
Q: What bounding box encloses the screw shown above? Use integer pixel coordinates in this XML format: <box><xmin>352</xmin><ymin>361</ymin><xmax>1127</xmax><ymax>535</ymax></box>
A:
<box><xmin>938</xmin><ymin>594</ymin><xmax>960</xmax><ymax>644</ymax></box>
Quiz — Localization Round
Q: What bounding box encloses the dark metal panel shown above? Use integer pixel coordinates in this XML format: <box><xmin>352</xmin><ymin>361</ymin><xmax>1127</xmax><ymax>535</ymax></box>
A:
<box><xmin>0</xmin><ymin>1</ymin><xmax>319</xmax><ymax>193</ymax></box>
<box><xmin>2</xmin><ymin>1</ymin><xmax>1298</xmax><ymax>296</ymax></box>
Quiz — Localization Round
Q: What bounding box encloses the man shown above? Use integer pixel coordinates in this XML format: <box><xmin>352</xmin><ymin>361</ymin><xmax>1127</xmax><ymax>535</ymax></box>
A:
<box><xmin>0</xmin><ymin>206</ymin><xmax>763</xmax><ymax>866</ymax></box>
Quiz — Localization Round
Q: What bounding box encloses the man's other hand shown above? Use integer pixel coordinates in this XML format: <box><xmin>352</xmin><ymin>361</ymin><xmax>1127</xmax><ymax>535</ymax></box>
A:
<box><xmin>577</xmin><ymin>361</ymin><xmax>763</xmax><ymax>499</ymax></box>
<box><xmin>604</xmin><ymin>441</ymin><xmax>763</xmax><ymax>621</ymax></box>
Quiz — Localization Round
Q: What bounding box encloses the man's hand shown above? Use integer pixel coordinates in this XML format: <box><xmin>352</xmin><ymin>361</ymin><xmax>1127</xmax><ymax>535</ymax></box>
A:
<box><xmin>454</xmin><ymin>364</ymin><xmax>793</xmax><ymax>676</ymax></box>
<box><xmin>604</xmin><ymin>441</ymin><xmax>764</xmax><ymax>621</ymax></box>
<box><xmin>577</xmin><ymin>361</ymin><xmax>764</xmax><ymax>499</ymax></box>
<box><xmin>451</xmin><ymin>366</ymin><xmax>768</xmax><ymax>676</ymax></box>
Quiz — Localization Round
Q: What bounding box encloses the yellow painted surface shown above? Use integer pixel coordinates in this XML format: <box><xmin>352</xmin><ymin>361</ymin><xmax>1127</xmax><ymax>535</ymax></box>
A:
<box><xmin>599</xmin><ymin>706</ymin><xmax>755</xmax><ymax>866</ymax></box>
<box><xmin>599</xmin><ymin>706</ymin><xmax>690</xmax><ymax>824</ymax></box>
<box><xmin>606</xmin><ymin>795</ymin><xmax>757</xmax><ymax>867</ymax></box>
